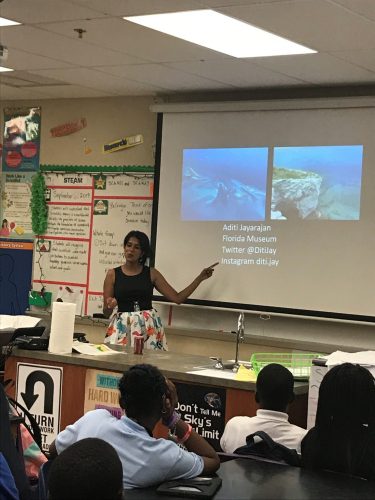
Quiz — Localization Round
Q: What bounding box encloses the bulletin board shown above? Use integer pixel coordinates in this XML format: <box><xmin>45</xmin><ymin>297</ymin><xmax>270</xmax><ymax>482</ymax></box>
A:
<box><xmin>32</xmin><ymin>167</ymin><xmax>153</xmax><ymax>316</ymax></box>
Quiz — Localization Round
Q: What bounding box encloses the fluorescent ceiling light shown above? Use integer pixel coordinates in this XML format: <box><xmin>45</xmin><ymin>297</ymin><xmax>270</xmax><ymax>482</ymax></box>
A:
<box><xmin>0</xmin><ymin>66</ymin><xmax>13</xmax><ymax>72</ymax></box>
<box><xmin>0</xmin><ymin>17</ymin><xmax>21</xmax><ymax>27</ymax></box>
<box><xmin>124</xmin><ymin>10</ymin><xmax>316</xmax><ymax>58</ymax></box>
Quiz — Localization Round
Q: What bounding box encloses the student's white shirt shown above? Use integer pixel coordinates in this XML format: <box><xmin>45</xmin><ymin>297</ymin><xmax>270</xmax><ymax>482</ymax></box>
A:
<box><xmin>220</xmin><ymin>409</ymin><xmax>307</xmax><ymax>454</ymax></box>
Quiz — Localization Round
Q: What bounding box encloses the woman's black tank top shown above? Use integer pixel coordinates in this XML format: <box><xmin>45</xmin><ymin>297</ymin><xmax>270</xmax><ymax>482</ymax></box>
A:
<box><xmin>114</xmin><ymin>266</ymin><xmax>153</xmax><ymax>312</ymax></box>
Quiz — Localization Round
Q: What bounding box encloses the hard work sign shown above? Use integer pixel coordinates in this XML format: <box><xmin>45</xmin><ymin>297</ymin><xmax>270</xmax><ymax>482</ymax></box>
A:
<box><xmin>16</xmin><ymin>363</ymin><xmax>62</xmax><ymax>452</ymax></box>
<box><xmin>84</xmin><ymin>369</ymin><xmax>122</xmax><ymax>418</ymax></box>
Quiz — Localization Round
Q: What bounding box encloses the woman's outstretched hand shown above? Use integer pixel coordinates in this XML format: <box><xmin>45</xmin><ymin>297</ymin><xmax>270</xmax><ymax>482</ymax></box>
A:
<box><xmin>198</xmin><ymin>262</ymin><xmax>219</xmax><ymax>282</ymax></box>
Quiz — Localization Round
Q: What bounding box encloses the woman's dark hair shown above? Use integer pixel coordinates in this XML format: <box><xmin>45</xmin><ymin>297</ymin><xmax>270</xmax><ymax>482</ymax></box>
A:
<box><xmin>118</xmin><ymin>364</ymin><xmax>167</xmax><ymax>419</ymax></box>
<box><xmin>123</xmin><ymin>230</ymin><xmax>152</xmax><ymax>264</ymax></box>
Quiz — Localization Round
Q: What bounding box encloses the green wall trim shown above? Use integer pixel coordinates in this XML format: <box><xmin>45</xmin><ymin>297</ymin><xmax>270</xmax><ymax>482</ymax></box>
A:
<box><xmin>40</xmin><ymin>165</ymin><xmax>154</xmax><ymax>173</ymax></box>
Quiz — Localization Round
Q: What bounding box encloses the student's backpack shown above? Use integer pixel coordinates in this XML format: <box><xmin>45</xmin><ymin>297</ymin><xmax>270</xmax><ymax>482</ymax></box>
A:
<box><xmin>3</xmin><ymin>377</ymin><xmax>47</xmax><ymax>480</ymax></box>
<box><xmin>0</xmin><ymin>383</ymin><xmax>33</xmax><ymax>499</ymax></box>
<box><xmin>234</xmin><ymin>431</ymin><xmax>301</xmax><ymax>466</ymax></box>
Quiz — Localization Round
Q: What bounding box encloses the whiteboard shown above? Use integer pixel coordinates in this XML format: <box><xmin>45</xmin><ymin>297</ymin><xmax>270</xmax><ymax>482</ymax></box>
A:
<box><xmin>32</xmin><ymin>172</ymin><xmax>153</xmax><ymax>316</ymax></box>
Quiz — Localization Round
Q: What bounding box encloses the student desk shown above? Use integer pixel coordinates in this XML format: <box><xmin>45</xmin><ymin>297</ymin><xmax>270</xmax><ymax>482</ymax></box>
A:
<box><xmin>125</xmin><ymin>458</ymin><xmax>375</xmax><ymax>500</ymax></box>
<box><xmin>4</xmin><ymin>348</ymin><xmax>308</xmax><ymax>434</ymax></box>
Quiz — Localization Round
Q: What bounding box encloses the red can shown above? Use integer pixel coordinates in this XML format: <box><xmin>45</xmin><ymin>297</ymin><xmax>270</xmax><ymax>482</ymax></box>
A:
<box><xmin>133</xmin><ymin>336</ymin><xmax>144</xmax><ymax>355</ymax></box>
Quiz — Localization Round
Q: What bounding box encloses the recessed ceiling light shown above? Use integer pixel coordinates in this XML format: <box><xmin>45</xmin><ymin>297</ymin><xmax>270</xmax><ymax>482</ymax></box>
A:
<box><xmin>0</xmin><ymin>17</ymin><xmax>21</xmax><ymax>27</ymax></box>
<box><xmin>0</xmin><ymin>66</ymin><xmax>13</xmax><ymax>72</ymax></box>
<box><xmin>123</xmin><ymin>10</ymin><xmax>316</xmax><ymax>58</ymax></box>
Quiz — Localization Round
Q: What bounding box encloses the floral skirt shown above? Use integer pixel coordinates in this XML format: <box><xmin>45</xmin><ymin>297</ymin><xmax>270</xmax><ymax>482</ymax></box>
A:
<box><xmin>104</xmin><ymin>308</ymin><xmax>167</xmax><ymax>351</ymax></box>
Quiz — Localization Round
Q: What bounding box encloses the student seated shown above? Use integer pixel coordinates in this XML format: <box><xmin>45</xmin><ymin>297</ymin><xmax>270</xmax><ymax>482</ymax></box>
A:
<box><xmin>220</xmin><ymin>363</ymin><xmax>307</xmax><ymax>453</ymax></box>
<box><xmin>50</xmin><ymin>364</ymin><xmax>219</xmax><ymax>489</ymax></box>
<box><xmin>301</xmin><ymin>363</ymin><xmax>375</xmax><ymax>480</ymax></box>
<box><xmin>48</xmin><ymin>438</ymin><xmax>123</xmax><ymax>500</ymax></box>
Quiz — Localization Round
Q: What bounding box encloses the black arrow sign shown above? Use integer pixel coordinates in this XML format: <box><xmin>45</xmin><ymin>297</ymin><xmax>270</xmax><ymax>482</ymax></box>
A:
<box><xmin>21</xmin><ymin>370</ymin><xmax>54</xmax><ymax>414</ymax></box>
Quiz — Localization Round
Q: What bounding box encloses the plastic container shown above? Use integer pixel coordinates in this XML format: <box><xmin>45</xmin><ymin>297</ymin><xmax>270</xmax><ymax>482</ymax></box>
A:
<box><xmin>250</xmin><ymin>352</ymin><xmax>322</xmax><ymax>380</ymax></box>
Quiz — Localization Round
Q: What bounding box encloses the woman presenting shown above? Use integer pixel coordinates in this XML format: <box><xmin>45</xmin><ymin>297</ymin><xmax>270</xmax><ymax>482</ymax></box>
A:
<box><xmin>103</xmin><ymin>230</ymin><xmax>218</xmax><ymax>350</ymax></box>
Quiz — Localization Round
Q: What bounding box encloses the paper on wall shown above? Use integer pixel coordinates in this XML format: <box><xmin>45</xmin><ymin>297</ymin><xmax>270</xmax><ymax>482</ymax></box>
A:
<box><xmin>56</xmin><ymin>286</ymin><xmax>84</xmax><ymax>315</ymax></box>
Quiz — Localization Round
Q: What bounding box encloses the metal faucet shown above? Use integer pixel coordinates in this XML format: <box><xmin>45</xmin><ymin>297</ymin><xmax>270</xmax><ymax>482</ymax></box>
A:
<box><xmin>233</xmin><ymin>312</ymin><xmax>245</xmax><ymax>371</ymax></box>
<box><xmin>211</xmin><ymin>312</ymin><xmax>245</xmax><ymax>372</ymax></box>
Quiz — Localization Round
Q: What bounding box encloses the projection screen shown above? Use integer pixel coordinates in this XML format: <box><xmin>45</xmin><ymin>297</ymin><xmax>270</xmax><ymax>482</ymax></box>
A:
<box><xmin>152</xmin><ymin>99</ymin><xmax>375</xmax><ymax>321</ymax></box>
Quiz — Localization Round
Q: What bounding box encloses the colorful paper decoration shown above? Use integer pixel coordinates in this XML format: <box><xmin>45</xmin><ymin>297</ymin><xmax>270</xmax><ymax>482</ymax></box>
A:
<box><xmin>50</xmin><ymin>118</ymin><xmax>87</xmax><ymax>137</ymax></box>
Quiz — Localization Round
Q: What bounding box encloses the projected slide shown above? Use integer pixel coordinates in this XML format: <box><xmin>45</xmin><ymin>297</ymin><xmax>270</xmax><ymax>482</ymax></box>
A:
<box><xmin>271</xmin><ymin>145</ymin><xmax>363</xmax><ymax>220</ymax></box>
<box><xmin>155</xmin><ymin>105</ymin><xmax>375</xmax><ymax>319</ymax></box>
<box><xmin>181</xmin><ymin>148</ymin><xmax>268</xmax><ymax>221</ymax></box>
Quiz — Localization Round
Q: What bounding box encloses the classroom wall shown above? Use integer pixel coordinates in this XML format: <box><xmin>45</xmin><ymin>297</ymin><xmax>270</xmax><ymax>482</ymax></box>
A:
<box><xmin>1</xmin><ymin>95</ymin><xmax>375</xmax><ymax>355</ymax></box>
<box><xmin>0</xmin><ymin>96</ymin><xmax>157</xmax><ymax>166</ymax></box>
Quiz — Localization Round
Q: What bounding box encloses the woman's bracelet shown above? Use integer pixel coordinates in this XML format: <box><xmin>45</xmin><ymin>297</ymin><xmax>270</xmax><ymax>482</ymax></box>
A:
<box><xmin>162</xmin><ymin>410</ymin><xmax>181</xmax><ymax>429</ymax></box>
<box><xmin>178</xmin><ymin>423</ymin><xmax>193</xmax><ymax>444</ymax></box>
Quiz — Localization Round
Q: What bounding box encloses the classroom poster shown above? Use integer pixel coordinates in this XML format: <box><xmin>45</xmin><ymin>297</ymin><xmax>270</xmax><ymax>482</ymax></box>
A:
<box><xmin>84</xmin><ymin>369</ymin><xmax>122</xmax><ymax>417</ymax></box>
<box><xmin>174</xmin><ymin>382</ymin><xmax>226</xmax><ymax>451</ymax></box>
<box><xmin>0</xmin><ymin>172</ymin><xmax>34</xmax><ymax>239</ymax></box>
<box><xmin>32</xmin><ymin>172</ymin><xmax>153</xmax><ymax>316</ymax></box>
<box><xmin>2</xmin><ymin>107</ymin><xmax>41</xmax><ymax>172</ymax></box>
<box><xmin>16</xmin><ymin>363</ymin><xmax>62</xmax><ymax>453</ymax></box>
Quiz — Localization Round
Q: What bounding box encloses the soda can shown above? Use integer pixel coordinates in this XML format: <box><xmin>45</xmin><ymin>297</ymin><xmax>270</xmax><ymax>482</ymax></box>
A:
<box><xmin>134</xmin><ymin>336</ymin><xmax>144</xmax><ymax>355</ymax></box>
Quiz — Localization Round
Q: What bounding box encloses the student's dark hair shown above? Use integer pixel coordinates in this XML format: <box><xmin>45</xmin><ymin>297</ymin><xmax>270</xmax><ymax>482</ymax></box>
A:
<box><xmin>118</xmin><ymin>364</ymin><xmax>167</xmax><ymax>419</ymax></box>
<box><xmin>316</xmin><ymin>363</ymin><xmax>375</xmax><ymax>432</ymax></box>
<box><xmin>255</xmin><ymin>363</ymin><xmax>294</xmax><ymax>411</ymax></box>
<box><xmin>48</xmin><ymin>438</ymin><xmax>123</xmax><ymax>500</ymax></box>
<box><xmin>124</xmin><ymin>230</ymin><xmax>152</xmax><ymax>264</ymax></box>
<box><xmin>301</xmin><ymin>363</ymin><xmax>375</xmax><ymax>477</ymax></box>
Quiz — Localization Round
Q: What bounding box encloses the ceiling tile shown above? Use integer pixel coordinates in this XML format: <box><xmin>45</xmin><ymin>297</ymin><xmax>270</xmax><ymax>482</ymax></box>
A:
<box><xmin>5</xmin><ymin>48</ymin><xmax>73</xmax><ymax>70</ymax></box>
<box><xmin>93</xmin><ymin>63</ymin><xmax>233</xmax><ymax>91</ymax></box>
<box><xmin>37</xmin><ymin>18</ymin><xmax>229</xmax><ymax>63</ymax></box>
<box><xmin>1</xmin><ymin>25</ymin><xmax>143</xmax><ymax>67</ymax></box>
<box><xmin>197</xmin><ymin>0</ymin><xmax>285</xmax><ymax>6</ymax></box>
<box><xmin>0</xmin><ymin>84</ymin><xmax>53</xmax><ymax>100</ymax></box>
<box><xmin>70</xmin><ymin>0</ymin><xmax>202</xmax><ymax>16</ymax></box>
<box><xmin>30</xmin><ymin>84</ymin><xmax>111</xmax><ymax>98</ymax></box>
<box><xmin>167</xmin><ymin>58</ymin><xmax>306</xmax><ymax>87</ymax></box>
<box><xmin>220</xmin><ymin>0</ymin><xmax>375</xmax><ymax>52</ymax></box>
<box><xmin>0</xmin><ymin>0</ymin><xmax>106</xmax><ymax>24</ymax></box>
<box><xmin>29</xmin><ymin>67</ymin><xmax>163</xmax><ymax>95</ymax></box>
<box><xmin>333</xmin><ymin>48</ymin><xmax>375</xmax><ymax>73</ymax></box>
<box><xmin>0</xmin><ymin>0</ymin><xmax>375</xmax><ymax>99</ymax></box>
<box><xmin>255</xmin><ymin>52</ymin><xmax>375</xmax><ymax>84</ymax></box>
<box><xmin>332</xmin><ymin>0</ymin><xmax>375</xmax><ymax>21</ymax></box>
